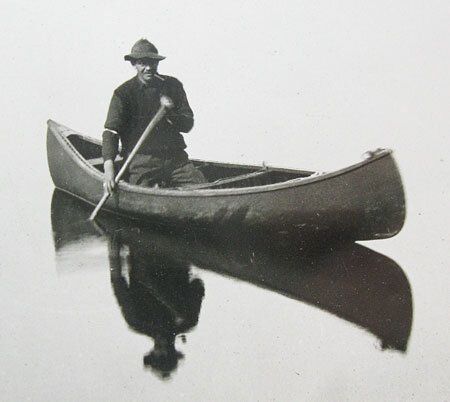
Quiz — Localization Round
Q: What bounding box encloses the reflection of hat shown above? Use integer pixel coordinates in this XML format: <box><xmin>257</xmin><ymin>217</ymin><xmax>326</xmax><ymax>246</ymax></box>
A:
<box><xmin>124</xmin><ymin>39</ymin><xmax>166</xmax><ymax>61</ymax></box>
<box><xmin>144</xmin><ymin>349</ymin><xmax>184</xmax><ymax>380</ymax></box>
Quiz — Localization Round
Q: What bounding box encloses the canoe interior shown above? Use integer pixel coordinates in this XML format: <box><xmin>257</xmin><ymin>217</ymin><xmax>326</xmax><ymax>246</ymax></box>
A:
<box><xmin>66</xmin><ymin>133</ymin><xmax>311</xmax><ymax>189</ymax></box>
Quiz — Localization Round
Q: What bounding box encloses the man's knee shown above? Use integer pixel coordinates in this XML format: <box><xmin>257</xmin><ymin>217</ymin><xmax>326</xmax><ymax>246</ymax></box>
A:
<box><xmin>172</xmin><ymin>162</ymin><xmax>206</xmax><ymax>186</ymax></box>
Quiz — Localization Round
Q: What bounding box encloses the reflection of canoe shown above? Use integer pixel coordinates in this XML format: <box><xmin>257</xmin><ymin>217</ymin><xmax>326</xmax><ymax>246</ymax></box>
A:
<box><xmin>51</xmin><ymin>190</ymin><xmax>413</xmax><ymax>352</ymax></box>
<box><xmin>47</xmin><ymin>120</ymin><xmax>405</xmax><ymax>240</ymax></box>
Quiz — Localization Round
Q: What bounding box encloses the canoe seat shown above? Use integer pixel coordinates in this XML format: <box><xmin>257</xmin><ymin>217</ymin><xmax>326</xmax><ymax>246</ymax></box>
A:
<box><xmin>182</xmin><ymin>168</ymin><xmax>271</xmax><ymax>190</ymax></box>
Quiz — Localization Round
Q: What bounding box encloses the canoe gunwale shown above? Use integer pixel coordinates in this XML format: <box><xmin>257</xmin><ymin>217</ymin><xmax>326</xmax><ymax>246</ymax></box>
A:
<box><xmin>48</xmin><ymin>119</ymin><xmax>395</xmax><ymax>198</ymax></box>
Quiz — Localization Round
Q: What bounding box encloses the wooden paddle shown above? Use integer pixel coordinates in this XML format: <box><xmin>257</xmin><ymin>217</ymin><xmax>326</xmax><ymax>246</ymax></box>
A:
<box><xmin>88</xmin><ymin>97</ymin><xmax>173</xmax><ymax>221</ymax></box>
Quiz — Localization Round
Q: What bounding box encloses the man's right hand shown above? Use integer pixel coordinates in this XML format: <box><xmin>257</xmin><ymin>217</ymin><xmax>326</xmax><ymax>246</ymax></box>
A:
<box><xmin>104</xmin><ymin>159</ymin><xmax>116</xmax><ymax>194</ymax></box>
<box><xmin>160</xmin><ymin>95</ymin><xmax>174</xmax><ymax>109</ymax></box>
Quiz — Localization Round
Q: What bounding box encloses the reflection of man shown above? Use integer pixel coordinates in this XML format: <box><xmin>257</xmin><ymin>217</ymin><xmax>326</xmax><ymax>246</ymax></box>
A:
<box><xmin>102</xmin><ymin>38</ymin><xmax>206</xmax><ymax>193</ymax></box>
<box><xmin>108</xmin><ymin>232</ymin><xmax>204</xmax><ymax>379</ymax></box>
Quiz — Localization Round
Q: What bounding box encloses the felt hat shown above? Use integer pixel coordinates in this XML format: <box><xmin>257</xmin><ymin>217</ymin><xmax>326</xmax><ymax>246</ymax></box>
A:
<box><xmin>124</xmin><ymin>39</ymin><xmax>166</xmax><ymax>61</ymax></box>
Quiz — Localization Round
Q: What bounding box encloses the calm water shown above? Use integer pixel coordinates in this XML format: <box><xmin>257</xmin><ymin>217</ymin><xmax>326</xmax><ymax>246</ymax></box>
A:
<box><xmin>1</xmin><ymin>148</ymin><xmax>449</xmax><ymax>401</ymax></box>
<box><xmin>2</xmin><ymin>2</ymin><xmax>450</xmax><ymax>401</ymax></box>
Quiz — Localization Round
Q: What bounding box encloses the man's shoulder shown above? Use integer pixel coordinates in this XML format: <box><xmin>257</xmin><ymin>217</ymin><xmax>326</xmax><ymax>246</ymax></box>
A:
<box><xmin>160</xmin><ymin>75</ymin><xmax>183</xmax><ymax>87</ymax></box>
<box><xmin>114</xmin><ymin>77</ymin><xmax>139</xmax><ymax>96</ymax></box>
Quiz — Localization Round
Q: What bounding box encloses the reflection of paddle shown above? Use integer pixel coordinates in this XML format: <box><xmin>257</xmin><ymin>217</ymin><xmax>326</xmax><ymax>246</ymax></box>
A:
<box><xmin>89</xmin><ymin>97</ymin><xmax>174</xmax><ymax>221</ymax></box>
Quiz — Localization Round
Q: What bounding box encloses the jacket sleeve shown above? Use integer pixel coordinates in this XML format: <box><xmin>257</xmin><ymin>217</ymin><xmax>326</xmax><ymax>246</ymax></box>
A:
<box><xmin>166</xmin><ymin>80</ymin><xmax>194</xmax><ymax>133</ymax></box>
<box><xmin>102</xmin><ymin>92</ymin><xmax>123</xmax><ymax>161</ymax></box>
<box><xmin>102</xmin><ymin>131</ymin><xmax>119</xmax><ymax>162</ymax></box>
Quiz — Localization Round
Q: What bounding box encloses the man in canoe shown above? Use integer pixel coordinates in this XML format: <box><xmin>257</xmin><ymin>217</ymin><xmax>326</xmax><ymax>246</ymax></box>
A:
<box><xmin>102</xmin><ymin>38</ymin><xmax>206</xmax><ymax>193</ymax></box>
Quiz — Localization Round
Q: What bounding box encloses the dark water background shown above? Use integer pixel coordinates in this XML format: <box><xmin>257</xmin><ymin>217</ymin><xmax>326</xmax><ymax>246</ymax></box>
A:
<box><xmin>1</xmin><ymin>2</ymin><xmax>450</xmax><ymax>401</ymax></box>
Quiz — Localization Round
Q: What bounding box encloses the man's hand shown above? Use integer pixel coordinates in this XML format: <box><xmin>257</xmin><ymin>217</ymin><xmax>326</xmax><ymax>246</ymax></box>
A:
<box><xmin>103</xmin><ymin>159</ymin><xmax>116</xmax><ymax>194</ymax></box>
<box><xmin>160</xmin><ymin>95</ymin><xmax>174</xmax><ymax>109</ymax></box>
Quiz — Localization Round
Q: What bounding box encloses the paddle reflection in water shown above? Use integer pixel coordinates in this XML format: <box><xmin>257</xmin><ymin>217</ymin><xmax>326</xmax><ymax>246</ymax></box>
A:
<box><xmin>51</xmin><ymin>189</ymin><xmax>413</xmax><ymax>376</ymax></box>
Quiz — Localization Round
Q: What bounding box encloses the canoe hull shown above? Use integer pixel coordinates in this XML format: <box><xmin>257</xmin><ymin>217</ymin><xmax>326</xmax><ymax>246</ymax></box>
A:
<box><xmin>47</xmin><ymin>120</ymin><xmax>406</xmax><ymax>241</ymax></box>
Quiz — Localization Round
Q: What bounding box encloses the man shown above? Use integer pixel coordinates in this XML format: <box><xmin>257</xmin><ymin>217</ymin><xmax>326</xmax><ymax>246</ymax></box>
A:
<box><xmin>102</xmin><ymin>38</ymin><xmax>206</xmax><ymax>193</ymax></box>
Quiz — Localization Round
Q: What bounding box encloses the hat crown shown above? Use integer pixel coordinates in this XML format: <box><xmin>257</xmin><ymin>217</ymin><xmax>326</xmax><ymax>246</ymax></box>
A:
<box><xmin>131</xmin><ymin>39</ymin><xmax>158</xmax><ymax>55</ymax></box>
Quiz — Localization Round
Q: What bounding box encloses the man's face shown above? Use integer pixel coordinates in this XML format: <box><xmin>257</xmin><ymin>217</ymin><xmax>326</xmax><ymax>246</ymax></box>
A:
<box><xmin>133</xmin><ymin>58</ymin><xmax>159</xmax><ymax>83</ymax></box>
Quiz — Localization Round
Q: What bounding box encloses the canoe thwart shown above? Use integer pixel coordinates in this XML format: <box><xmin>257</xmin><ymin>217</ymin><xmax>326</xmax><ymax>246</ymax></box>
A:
<box><xmin>86</xmin><ymin>156</ymin><xmax>123</xmax><ymax>167</ymax></box>
<box><xmin>182</xmin><ymin>167</ymin><xmax>270</xmax><ymax>190</ymax></box>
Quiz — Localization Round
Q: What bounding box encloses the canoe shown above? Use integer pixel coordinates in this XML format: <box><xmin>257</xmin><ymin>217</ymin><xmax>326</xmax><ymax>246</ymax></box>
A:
<box><xmin>51</xmin><ymin>189</ymin><xmax>412</xmax><ymax>352</ymax></box>
<box><xmin>46</xmin><ymin>119</ymin><xmax>406</xmax><ymax>241</ymax></box>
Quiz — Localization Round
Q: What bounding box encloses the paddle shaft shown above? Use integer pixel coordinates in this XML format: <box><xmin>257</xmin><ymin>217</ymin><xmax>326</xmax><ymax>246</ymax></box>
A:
<box><xmin>89</xmin><ymin>103</ymin><xmax>170</xmax><ymax>221</ymax></box>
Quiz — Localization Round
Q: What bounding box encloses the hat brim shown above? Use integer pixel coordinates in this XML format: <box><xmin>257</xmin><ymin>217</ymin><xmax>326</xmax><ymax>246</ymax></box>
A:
<box><xmin>124</xmin><ymin>53</ymin><xmax>166</xmax><ymax>61</ymax></box>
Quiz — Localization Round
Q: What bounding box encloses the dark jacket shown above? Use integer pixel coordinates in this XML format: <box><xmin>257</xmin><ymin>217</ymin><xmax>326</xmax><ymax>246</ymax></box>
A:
<box><xmin>102</xmin><ymin>75</ymin><xmax>194</xmax><ymax>161</ymax></box>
